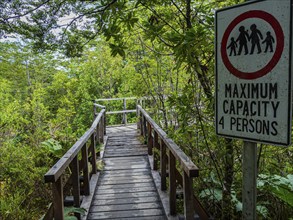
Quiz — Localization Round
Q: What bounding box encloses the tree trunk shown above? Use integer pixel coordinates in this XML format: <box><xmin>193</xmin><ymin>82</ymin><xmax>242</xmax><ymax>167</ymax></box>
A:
<box><xmin>222</xmin><ymin>138</ymin><xmax>234</xmax><ymax>220</ymax></box>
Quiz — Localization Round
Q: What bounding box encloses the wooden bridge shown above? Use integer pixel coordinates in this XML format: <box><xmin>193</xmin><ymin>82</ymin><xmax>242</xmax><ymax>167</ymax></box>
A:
<box><xmin>43</xmin><ymin>99</ymin><xmax>209</xmax><ymax>220</ymax></box>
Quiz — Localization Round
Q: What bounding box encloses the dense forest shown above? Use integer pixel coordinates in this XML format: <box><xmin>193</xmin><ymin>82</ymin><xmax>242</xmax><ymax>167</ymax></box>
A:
<box><xmin>0</xmin><ymin>0</ymin><xmax>292</xmax><ymax>219</ymax></box>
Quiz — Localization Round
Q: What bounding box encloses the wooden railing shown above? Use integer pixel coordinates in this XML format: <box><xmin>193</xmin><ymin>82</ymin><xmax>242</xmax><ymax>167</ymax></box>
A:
<box><xmin>96</xmin><ymin>97</ymin><xmax>137</xmax><ymax>125</ymax></box>
<box><xmin>43</xmin><ymin>107</ymin><xmax>106</xmax><ymax>220</ymax></box>
<box><xmin>137</xmin><ymin>105</ymin><xmax>209</xmax><ymax>220</ymax></box>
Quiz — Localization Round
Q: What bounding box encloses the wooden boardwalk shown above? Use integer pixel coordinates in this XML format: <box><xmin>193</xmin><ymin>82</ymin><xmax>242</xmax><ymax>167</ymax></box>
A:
<box><xmin>87</xmin><ymin>125</ymin><xmax>167</xmax><ymax>220</ymax></box>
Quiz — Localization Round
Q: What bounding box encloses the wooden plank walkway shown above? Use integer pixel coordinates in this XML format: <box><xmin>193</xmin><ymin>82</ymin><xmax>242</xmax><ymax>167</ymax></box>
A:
<box><xmin>87</xmin><ymin>125</ymin><xmax>167</xmax><ymax>220</ymax></box>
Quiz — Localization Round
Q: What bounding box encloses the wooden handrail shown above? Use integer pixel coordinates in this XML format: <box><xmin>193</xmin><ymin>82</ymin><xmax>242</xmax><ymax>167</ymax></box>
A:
<box><xmin>44</xmin><ymin>110</ymin><xmax>105</xmax><ymax>183</ymax></box>
<box><xmin>93</xmin><ymin>103</ymin><xmax>106</xmax><ymax>109</ymax></box>
<box><xmin>43</xmin><ymin>108</ymin><xmax>106</xmax><ymax>220</ymax></box>
<box><xmin>137</xmin><ymin>105</ymin><xmax>199</xmax><ymax>177</ymax></box>
<box><xmin>137</xmin><ymin>105</ymin><xmax>209</xmax><ymax>220</ymax></box>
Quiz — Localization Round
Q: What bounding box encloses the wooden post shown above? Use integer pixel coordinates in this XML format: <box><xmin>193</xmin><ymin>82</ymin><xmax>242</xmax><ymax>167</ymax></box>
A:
<box><xmin>160</xmin><ymin>141</ymin><xmax>167</xmax><ymax>191</ymax></box>
<box><xmin>82</xmin><ymin>144</ymin><xmax>90</xmax><ymax>195</ymax></box>
<box><xmin>93</xmin><ymin>101</ymin><xmax>96</xmax><ymax>119</ymax></box>
<box><xmin>153</xmin><ymin>131</ymin><xmax>159</xmax><ymax>170</ymax></box>
<box><xmin>183</xmin><ymin>171</ymin><xmax>194</xmax><ymax>220</ymax></box>
<box><xmin>143</xmin><ymin>116</ymin><xmax>147</xmax><ymax>139</ymax></box>
<box><xmin>71</xmin><ymin>156</ymin><xmax>80</xmax><ymax>207</ymax></box>
<box><xmin>136</xmin><ymin>105</ymin><xmax>140</xmax><ymax>130</ymax></box>
<box><xmin>169</xmin><ymin>152</ymin><xmax>176</xmax><ymax>215</ymax></box>
<box><xmin>95</xmin><ymin>120</ymin><xmax>100</xmax><ymax>144</ymax></box>
<box><xmin>53</xmin><ymin>177</ymin><xmax>64</xmax><ymax>220</ymax></box>
<box><xmin>123</xmin><ymin>98</ymin><xmax>127</xmax><ymax>125</ymax></box>
<box><xmin>91</xmin><ymin>133</ymin><xmax>97</xmax><ymax>173</ymax></box>
<box><xmin>140</xmin><ymin>111</ymin><xmax>143</xmax><ymax>135</ymax></box>
<box><xmin>147</xmin><ymin>122</ymin><xmax>153</xmax><ymax>155</ymax></box>
<box><xmin>242</xmin><ymin>141</ymin><xmax>257</xmax><ymax>220</ymax></box>
<box><xmin>99</xmin><ymin>121</ymin><xmax>104</xmax><ymax>144</ymax></box>
<box><xmin>103</xmin><ymin>110</ymin><xmax>106</xmax><ymax>135</ymax></box>
<box><xmin>70</xmin><ymin>156</ymin><xmax>81</xmax><ymax>219</ymax></box>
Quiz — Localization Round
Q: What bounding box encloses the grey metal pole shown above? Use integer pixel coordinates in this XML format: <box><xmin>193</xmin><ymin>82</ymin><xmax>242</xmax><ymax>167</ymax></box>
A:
<box><xmin>242</xmin><ymin>141</ymin><xmax>257</xmax><ymax>220</ymax></box>
<box><xmin>242</xmin><ymin>0</ymin><xmax>257</xmax><ymax>217</ymax></box>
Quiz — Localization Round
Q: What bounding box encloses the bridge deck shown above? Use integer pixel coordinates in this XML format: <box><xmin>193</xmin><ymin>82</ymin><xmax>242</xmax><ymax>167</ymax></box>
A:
<box><xmin>87</xmin><ymin>125</ymin><xmax>167</xmax><ymax>220</ymax></box>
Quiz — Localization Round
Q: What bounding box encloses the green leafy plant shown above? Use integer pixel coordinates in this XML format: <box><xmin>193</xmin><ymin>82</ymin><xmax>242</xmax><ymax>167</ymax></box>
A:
<box><xmin>64</xmin><ymin>207</ymin><xmax>86</xmax><ymax>220</ymax></box>
<box><xmin>41</xmin><ymin>138</ymin><xmax>63</xmax><ymax>158</ymax></box>
<box><xmin>258</xmin><ymin>174</ymin><xmax>293</xmax><ymax>207</ymax></box>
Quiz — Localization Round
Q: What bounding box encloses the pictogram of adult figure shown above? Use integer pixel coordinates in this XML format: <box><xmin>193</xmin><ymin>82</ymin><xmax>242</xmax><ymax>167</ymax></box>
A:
<box><xmin>262</xmin><ymin>31</ymin><xmax>275</xmax><ymax>53</ymax></box>
<box><xmin>236</xmin><ymin>26</ymin><xmax>250</xmax><ymax>55</ymax></box>
<box><xmin>227</xmin><ymin>37</ymin><xmax>237</xmax><ymax>56</ymax></box>
<box><xmin>249</xmin><ymin>24</ymin><xmax>263</xmax><ymax>54</ymax></box>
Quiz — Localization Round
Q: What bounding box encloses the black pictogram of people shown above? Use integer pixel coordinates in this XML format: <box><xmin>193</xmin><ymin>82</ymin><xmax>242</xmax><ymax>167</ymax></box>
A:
<box><xmin>227</xmin><ymin>24</ymin><xmax>275</xmax><ymax>56</ymax></box>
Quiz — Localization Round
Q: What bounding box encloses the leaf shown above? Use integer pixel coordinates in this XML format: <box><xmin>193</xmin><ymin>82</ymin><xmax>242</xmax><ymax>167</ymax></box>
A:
<box><xmin>258</xmin><ymin>174</ymin><xmax>293</xmax><ymax>207</ymax></box>
<box><xmin>64</xmin><ymin>207</ymin><xmax>86</xmax><ymax>219</ymax></box>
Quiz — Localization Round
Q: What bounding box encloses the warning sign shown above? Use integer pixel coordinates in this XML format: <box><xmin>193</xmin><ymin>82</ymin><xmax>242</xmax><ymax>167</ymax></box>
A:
<box><xmin>215</xmin><ymin>0</ymin><xmax>292</xmax><ymax>146</ymax></box>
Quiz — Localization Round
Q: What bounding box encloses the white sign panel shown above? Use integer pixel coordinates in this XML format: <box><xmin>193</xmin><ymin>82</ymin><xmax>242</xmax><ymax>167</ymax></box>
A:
<box><xmin>216</xmin><ymin>0</ymin><xmax>292</xmax><ymax>146</ymax></box>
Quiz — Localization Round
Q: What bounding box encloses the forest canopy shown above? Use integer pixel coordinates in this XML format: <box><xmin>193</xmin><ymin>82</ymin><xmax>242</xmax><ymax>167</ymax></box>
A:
<box><xmin>0</xmin><ymin>0</ymin><xmax>292</xmax><ymax>219</ymax></box>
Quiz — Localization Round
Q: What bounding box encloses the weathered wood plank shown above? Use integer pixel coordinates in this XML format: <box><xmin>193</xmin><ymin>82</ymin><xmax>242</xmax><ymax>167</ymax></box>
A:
<box><xmin>92</xmin><ymin>196</ymin><xmax>160</xmax><ymax>206</ymax></box>
<box><xmin>94</xmin><ymin>191</ymin><xmax>159</xmax><ymax>200</ymax></box>
<box><xmin>87</xmin><ymin>208</ymin><xmax>165</xmax><ymax>219</ymax></box>
<box><xmin>101</xmin><ymin>172</ymin><xmax>151</xmax><ymax>179</ymax></box>
<box><xmin>97</xmin><ymin>182</ymin><xmax>154</xmax><ymax>190</ymax></box>
<box><xmin>104</xmin><ymin>155</ymin><xmax>148</xmax><ymax>161</ymax></box>
<box><xmin>101</xmin><ymin>168</ymin><xmax>150</xmax><ymax>175</ymax></box>
<box><xmin>100</xmin><ymin>174</ymin><xmax>151</xmax><ymax>181</ymax></box>
<box><xmin>100</xmin><ymin>178</ymin><xmax>154</xmax><ymax>185</ymax></box>
<box><xmin>102</xmin><ymin>216</ymin><xmax>166</xmax><ymax>220</ymax></box>
<box><xmin>104</xmin><ymin>152</ymin><xmax>148</xmax><ymax>158</ymax></box>
<box><xmin>103</xmin><ymin>164</ymin><xmax>150</xmax><ymax>170</ymax></box>
<box><xmin>90</xmin><ymin>202</ymin><xmax>162</xmax><ymax>212</ymax></box>
<box><xmin>105</xmin><ymin>148</ymin><xmax>147</xmax><ymax>153</ymax></box>
<box><xmin>96</xmin><ymin>186</ymin><xmax>156</xmax><ymax>195</ymax></box>
<box><xmin>107</xmin><ymin>141</ymin><xmax>144</xmax><ymax>148</ymax></box>
<box><xmin>104</xmin><ymin>159</ymin><xmax>149</xmax><ymax>166</ymax></box>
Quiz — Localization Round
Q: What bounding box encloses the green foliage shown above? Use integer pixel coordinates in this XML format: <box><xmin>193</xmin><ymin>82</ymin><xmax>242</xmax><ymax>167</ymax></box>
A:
<box><xmin>41</xmin><ymin>138</ymin><xmax>63</xmax><ymax>158</ymax></box>
<box><xmin>64</xmin><ymin>207</ymin><xmax>86</xmax><ymax>220</ymax></box>
<box><xmin>258</xmin><ymin>174</ymin><xmax>293</xmax><ymax>207</ymax></box>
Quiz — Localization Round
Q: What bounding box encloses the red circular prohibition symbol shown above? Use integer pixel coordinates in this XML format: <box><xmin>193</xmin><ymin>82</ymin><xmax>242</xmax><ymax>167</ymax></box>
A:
<box><xmin>221</xmin><ymin>10</ymin><xmax>284</xmax><ymax>80</ymax></box>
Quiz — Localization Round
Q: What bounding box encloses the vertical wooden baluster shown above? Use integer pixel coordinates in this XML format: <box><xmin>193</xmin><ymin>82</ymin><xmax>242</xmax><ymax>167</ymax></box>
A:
<box><xmin>140</xmin><ymin>111</ymin><xmax>143</xmax><ymax>135</ymax></box>
<box><xmin>143</xmin><ymin>116</ymin><xmax>147</xmax><ymax>139</ymax></box>
<box><xmin>169</xmin><ymin>152</ymin><xmax>176</xmax><ymax>215</ymax></box>
<box><xmin>82</xmin><ymin>144</ymin><xmax>90</xmax><ymax>195</ymax></box>
<box><xmin>95</xmin><ymin>121</ymin><xmax>100</xmax><ymax>160</ymax></box>
<box><xmin>136</xmin><ymin>105</ymin><xmax>139</xmax><ymax>129</ymax></box>
<box><xmin>160</xmin><ymin>141</ymin><xmax>167</xmax><ymax>191</ymax></box>
<box><xmin>91</xmin><ymin>133</ymin><xmax>97</xmax><ymax>173</ymax></box>
<box><xmin>103</xmin><ymin>110</ymin><xmax>106</xmax><ymax>135</ymax></box>
<box><xmin>93</xmin><ymin>102</ymin><xmax>96</xmax><ymax>119</ymax></box>
<box><xmin>101</xmin><ymin>114</ymin><xmax>105</xmax><ymax>138</ymax></box>
<box><xmin>153</xmin><ymin>131</ymin><xmax>159</xmax><ymax>170</ymax></box>
<box><xmin>183</xmin><ymin>172</ymin><xmax>194</xmax><ymax>220</ymax></box>
<box><xmin>99</xmin><ymin>121</ymin><xmax>104</xmax><ymax>144</ymax></box>
<box><xmin>70</xmin><ymin>156</ymin><xmax>80</xmax><ymax>219</ymax></box>
<box><xmin>96</xmin><ymin>120</ymin><xmax>100</xmax><ymax>144</ymax></box>
<box><xmin>147</xmin><ymin>123</ymin><xmax>153</xmax><ymax>155</ymax></box>
<box><xmin>53</xmin><ymin>177</ymin><xmax>64</xmax><ymax>220</ymax></box>
<box><xmin>123</xmin><ymin>98</ymin><xmax>127</xmax><ymax>125</ymax></box>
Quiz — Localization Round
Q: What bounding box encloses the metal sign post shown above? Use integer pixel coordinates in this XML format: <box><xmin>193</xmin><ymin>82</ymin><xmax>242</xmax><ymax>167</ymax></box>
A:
<box><xmin>243</xmin><ymin>141</ymin><xmax>257</xmax><ymax>219</ymax></box>
<box><xmin>242</xmin><ymin>2</ymin><xmax>257</xmax><ymax>220</ymax></box>
<box><xmin>216</xmin><ymin>0</ymin><xmax>292</xmax><ymax>218</ymax></box>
